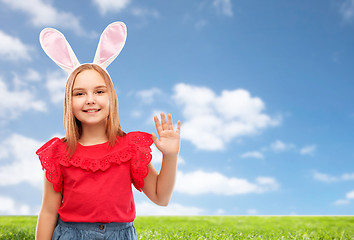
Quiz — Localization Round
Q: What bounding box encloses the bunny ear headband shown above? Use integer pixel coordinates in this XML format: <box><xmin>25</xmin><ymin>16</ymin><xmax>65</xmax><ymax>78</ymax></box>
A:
<box><xmin>39</xmin><ymin>21</ymin><xmax>127</xmax><ymax>75</ymax></box>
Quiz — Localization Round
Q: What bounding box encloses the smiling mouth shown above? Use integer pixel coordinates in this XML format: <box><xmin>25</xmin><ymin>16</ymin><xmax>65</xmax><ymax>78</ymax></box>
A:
<box><xmin>83</xmin><ymin>109</ymin><xmax>101</xmax><ymax>113</ymax></box>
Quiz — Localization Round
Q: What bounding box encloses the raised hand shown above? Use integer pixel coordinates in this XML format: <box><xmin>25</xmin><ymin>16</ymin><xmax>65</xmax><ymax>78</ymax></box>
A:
<box><xmin>152</xmin><ymin>112</ymin><xmax>181</xmax><ymax>156</ymax></box>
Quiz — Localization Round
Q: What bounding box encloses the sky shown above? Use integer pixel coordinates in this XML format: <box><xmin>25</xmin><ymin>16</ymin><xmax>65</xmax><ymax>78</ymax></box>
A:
<box><xmin>0</xmin><ymin>0</ymin><xmax>353</xmax><ymax>216</ymax></box>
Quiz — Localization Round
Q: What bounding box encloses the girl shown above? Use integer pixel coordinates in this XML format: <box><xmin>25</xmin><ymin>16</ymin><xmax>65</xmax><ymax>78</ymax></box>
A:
<box><xmin>35</xmin><ymin>22</ymin><xmax>180</xmax><ymax>239</ymax></box>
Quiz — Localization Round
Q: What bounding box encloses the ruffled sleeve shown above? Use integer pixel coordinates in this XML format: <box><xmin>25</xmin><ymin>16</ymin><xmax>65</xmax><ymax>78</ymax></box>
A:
<box><xmin>36</xmin><ymin>138</ymin><xmax>65</xmax><ymax>193</ymax></box>
<box><xmin>128</xmin><ymin>132</ymin><xmax>153</xmax><ymax>191</ymax></box>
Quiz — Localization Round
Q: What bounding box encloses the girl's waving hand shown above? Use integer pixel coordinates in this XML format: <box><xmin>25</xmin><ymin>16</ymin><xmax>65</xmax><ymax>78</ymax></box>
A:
<box><xmin>152</xmin><ymin>112</ymin><xmax>181</xmax><ymax>156</ymax></box>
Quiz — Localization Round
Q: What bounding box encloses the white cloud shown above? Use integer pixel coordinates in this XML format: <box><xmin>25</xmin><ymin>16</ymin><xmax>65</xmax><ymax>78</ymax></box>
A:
<box><xmin>334</xmin><ymin>199</ymin><xmax>350</xmax><ymax>205</ymax></box>
<box><xmin>151</xmin><ymin>144</ymin><xmax>162</xmax><ymax>165</ymax></box>
<box><xmin>131</xmin><ymin>7</ymin><xmax>159</xmax><ymax>19</ymax></box>
<box><xmin>270</xmin><ymin>140</ymin><xmax>295</xmax><ymax>152</ymax></box>
<box><xmin>173</xmin><ymin>83</ymin><xmax>281</xmax><ymax>150</ymax></box>
<box><xmin>247</xmin><ymin>209</ymin><xmax>258</xmax><ymax>215</ymax></box>
<box><xmin>175</xmin><ymin>170</ymin><xmax>279</xmax><ymax>195</ymax></box>
<box><xmin>243</xmin><ymin>140</ymin><xmax>315</xmax><ymax>158</ymax></box>
<box><xmin>213</xmin><ymin>0</ymin><xmax>233</xmax><ymax>17</ymax></box>
<box><xmin>0</xmin><ymin>77</ymin><xmax>46</xmax><ymax>121</ymax></box>
<box><xmin>334</xmin><ymin>190</ymin><xmax>354</xmax><ymax>206</ymax></box>
<box><xmin>0</xmin><ymin>134</ymin><xmax>43</xmax><ymax>188</ymax></box>
<box><xmin>215</xmin><ymin>209</ymin><xmax>225</xmax><ymax>215</ymax></box>
<box><xmin>340</xmin><ymin>0</ymin><xmax>354</xmax><ymax>21</ymax></box>
<box><xmin>92</xmin><ymin>0</ymin><xmax>131</xmax><ymax>15</ymax></box>
<box><xmin>45</xmin><ymin>71</ymin><xmax>67</xmax><ymax>104</ymax></box>
<box><xmin>0</xmin><ymin>0</ymin><xmax>85</xmax><ymax>34</ymax></box>
<box><xmin>136</xmin><ymin>201</ymin><xmax>205</xmax><ymax>215</ymax></box>
<box><xmin>91</xmin><ymin>0</ymin><xmax>159</xmax><ymax>23</ymax></box>
<box><xmin>11</xmin><ymin>68</ymin><xmax>42</xmax><ymax>89</ymax></box>
<box><xmin>12</xmin><ymin>74</ymin><xmax>27</xmax><ymax>90</ymax></box>
<box><xmin>342</xmin><ymin>173</ymin><xmax>354</xmax><ymax>181</ymax></box>
<box><xmin>0</xmin><ymin>196</ymin><xmax>35</xmax><ymax>215</ymax></box>
<box><xmin>25</xmin><ymin>68</ymin><xmax>42</xmax><ymax>82</ymax></box>
<box><xmin>240</xmin><ymin>151</ymin><xmax>264</xmax><ymax>159</ymax></box>
<box><xmin>313</xmin><ymin>171</ymin><xmax>354</xmax><ymax>183</ymax></box>
<box><xmin>7</xmin><ymin>68</ymin><xmax>41</xmax><ymax>90</ymax></box>
<box><xmin>346</xmin><ymin>190</ymin><xmax>354</xmax><ymax>199</ymax></box>
<box><xmin>313</xmin><ymin>171</ymin><xmax>338</xmax><ymax>183</ymax></box>
<box><xmin>300</xmin><ymin>145</ymin><xmax>316</xmax><ymax>155</ymax></box>
<box><xmin>0</xmin><ymin>30</ymin><xmax>32</xmax><ymax>61</ymax></box>
<box><xmin>241</xmin><ymin>139</ymin><xmax>306</xmax><ymax>159</ymax></box>
<box><xmin>136</xmin><ymin>88</ymin><xmax>162</xmax><ymax>104</ymax></box>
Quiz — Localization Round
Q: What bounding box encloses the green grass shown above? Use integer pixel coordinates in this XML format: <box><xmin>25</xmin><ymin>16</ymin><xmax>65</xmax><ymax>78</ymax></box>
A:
<box><xmin>0</xmin><ymin>216</ymin><xmax>37</xmax><ymax>240</ymax></box>
<box><xmin>0</xmin><ymin>216</ymin><xmax>353</xmax><ymax>239</ymax></box>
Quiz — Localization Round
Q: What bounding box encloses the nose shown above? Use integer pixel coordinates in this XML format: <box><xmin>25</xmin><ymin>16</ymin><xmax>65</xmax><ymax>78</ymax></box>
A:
<box><xmin>85</xmin><ymin>93</ymin><xmax>95</xmax><ymax>104</ymax></box>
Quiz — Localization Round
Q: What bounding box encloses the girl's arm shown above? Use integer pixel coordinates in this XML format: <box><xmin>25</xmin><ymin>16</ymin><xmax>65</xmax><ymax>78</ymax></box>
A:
<box><xmin>142</xmin><ymin>113</ymin><xmax>181</xmax><ymax>206</ymax></box>
<box><xmin>36</xmin><ymin>172</ymin><xmax>62</xmax><ymax>240</ymax></box>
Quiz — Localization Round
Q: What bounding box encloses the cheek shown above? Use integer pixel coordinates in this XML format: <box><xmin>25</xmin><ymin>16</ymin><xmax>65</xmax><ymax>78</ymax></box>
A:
<box><xmin>102</xmin><ymin>97</ymin><xmax>110</xmax><ymax>117</ymax></box>
<box><xmin>71</xmin><ymin>98</ymin><xmax>82</xmax><ymax>114</ymax></box>
<box><xmin>102</xmin><ymin>95</ymin><xmax>110</xmax><ymax>109</ymax></box>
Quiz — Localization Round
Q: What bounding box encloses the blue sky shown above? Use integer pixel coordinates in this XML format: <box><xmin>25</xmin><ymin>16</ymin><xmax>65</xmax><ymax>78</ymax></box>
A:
<box><xmin>0</xmin><ymin>0</ymin><xmax>353</xmax><ymax>216</ymax></box>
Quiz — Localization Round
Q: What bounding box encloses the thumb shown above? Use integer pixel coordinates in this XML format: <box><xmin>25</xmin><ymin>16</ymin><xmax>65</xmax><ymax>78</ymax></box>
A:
<box><xmin>151</xmin><ymin>132</ymin><xmax>160</xmax><ymax>146</ymax></box>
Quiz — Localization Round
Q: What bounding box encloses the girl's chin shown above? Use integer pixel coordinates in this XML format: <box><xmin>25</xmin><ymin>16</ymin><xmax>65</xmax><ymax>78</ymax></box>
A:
<box><xmin>79</xmin><ymin>118</ymin><xmax>108</xmax><ymax>127</ymax></box>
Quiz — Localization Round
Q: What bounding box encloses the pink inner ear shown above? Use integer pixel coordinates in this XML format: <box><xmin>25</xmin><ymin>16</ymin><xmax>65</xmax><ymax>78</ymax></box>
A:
<box><xmin>41</xmin><ymin>30</ymin><xmax>73</xmax><ymax>68</ymax></box>
<box><xmin>99</xmin><ymin>24</ymin><xmax>126</xmax><ymax>64</ymax></box>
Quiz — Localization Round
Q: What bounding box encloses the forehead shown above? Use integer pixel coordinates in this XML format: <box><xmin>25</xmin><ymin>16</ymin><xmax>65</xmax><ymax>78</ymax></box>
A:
<box><xmin>73</xmin><ymin>69</ymin><xmax>107</xmax><ymax>88</ymax></box>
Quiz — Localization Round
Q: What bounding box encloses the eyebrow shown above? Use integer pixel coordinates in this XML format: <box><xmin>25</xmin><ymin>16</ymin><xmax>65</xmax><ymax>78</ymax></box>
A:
<box><xmin>73</xmin><ymin>85</ymin><xmax>107</xmax><ymax>91</ymax></box>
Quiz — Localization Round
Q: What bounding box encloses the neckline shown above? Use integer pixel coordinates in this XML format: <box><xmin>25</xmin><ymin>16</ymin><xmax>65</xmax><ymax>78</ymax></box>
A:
<box><xmin>77</xmin><ymin>140</ymin><xmax>109</xmax><ymax>148</ymax></box>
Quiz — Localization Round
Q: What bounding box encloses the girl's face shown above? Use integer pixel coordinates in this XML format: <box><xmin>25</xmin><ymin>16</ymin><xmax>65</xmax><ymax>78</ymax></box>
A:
<box><xmin>72</xmin><ymin>69</ymin><xmax>110</xmax><ymax>128</ymax></box>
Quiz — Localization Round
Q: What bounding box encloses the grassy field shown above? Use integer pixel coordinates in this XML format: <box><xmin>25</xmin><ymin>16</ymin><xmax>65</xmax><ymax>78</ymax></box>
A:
<box><xmin>0</xmin><ymin>216</ymin><xmax>353</xmax><ymax>239</ymax></box>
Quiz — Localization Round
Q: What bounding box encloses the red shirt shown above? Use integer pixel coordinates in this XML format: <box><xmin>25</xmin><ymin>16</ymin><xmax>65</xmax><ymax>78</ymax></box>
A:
<box><xmin>36</xmin><ymin>131</ymin><xmax>153</xmax><ymax>223</ymax></box>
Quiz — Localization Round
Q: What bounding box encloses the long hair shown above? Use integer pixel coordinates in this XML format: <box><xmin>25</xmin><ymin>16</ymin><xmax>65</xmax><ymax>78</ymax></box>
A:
<box><xmin>63</xmin><ymin>64</ymin><xmax>124</xmax><ymax>157</ymax></box>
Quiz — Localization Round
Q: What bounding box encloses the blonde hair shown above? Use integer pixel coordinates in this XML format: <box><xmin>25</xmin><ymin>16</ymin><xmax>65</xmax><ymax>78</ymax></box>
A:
<box><xmin>63</xmin><ymin>64</ymin><xmax>124</xmax><ymax>156</ymax></box>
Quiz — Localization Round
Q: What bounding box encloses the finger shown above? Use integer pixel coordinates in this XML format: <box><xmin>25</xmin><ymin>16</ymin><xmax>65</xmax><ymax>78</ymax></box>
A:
<box><xmin>167</xmin><ymin>113</ymin><xmax>173</xmax><ymax>130</ymax></box>
<box><xmin>154</xmin><ymin>115</ymin><xmax>162</xmax><ymax>135</ymax></box>
<box><xmin>176</xmin><ymin>120</ymin><xmax>181</xmax><ymax>134</ymax></box>
<box><xmin>160</xmin><ymin>112</ymin><xmax>168</xmax><ymax>130</ymax></box>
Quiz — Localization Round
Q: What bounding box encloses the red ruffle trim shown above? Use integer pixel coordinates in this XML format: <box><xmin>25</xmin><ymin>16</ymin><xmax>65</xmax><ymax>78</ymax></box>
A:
<box><xmin>36</xmin><ymin>132</ymin><xmax>153</xmax><ymax>193</ymax></box>
<box><xmin>129</xmin><ymin>132</ymin><xmax>153</xmax><ymax>191</ymax></box>
<box><xmin>61</xmin><ymin>146</ymin><xmax>133</xmax><ymax>172</ymax></box>
<box><xmin>36</xmin><ymin>137</ymin><xmax>64</xmax><ymax>193</ymax></box>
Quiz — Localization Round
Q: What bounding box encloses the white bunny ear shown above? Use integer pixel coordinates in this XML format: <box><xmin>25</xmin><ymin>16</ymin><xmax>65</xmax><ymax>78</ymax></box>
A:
<box><xmin>39</xmin><ymin>28</ymin><xmax>80</xmax><ymax>73</ymax></box>
<box><xmin>93</xmin><ymin>22</ymin><xmax>127</xmax><ymax>69</ymax></box>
